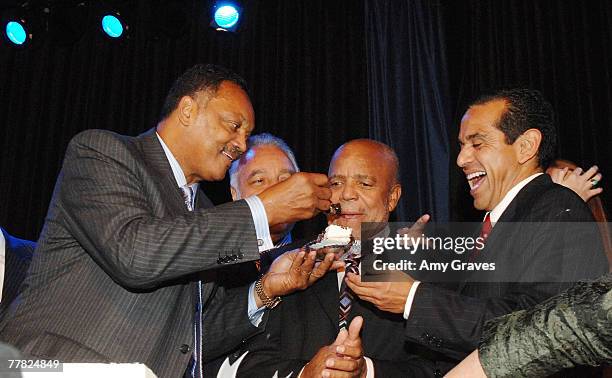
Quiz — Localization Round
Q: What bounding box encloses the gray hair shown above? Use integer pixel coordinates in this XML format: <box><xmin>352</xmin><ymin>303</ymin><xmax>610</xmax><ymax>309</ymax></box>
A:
<box><xmin>229</xmin><ymin>133</ymin><xmax>300</xmax><ymax>195</ymax></box>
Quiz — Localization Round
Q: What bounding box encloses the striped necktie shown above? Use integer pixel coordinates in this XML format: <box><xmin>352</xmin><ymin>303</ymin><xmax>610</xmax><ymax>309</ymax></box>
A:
<box><xmin>339</xmin><ymin>252</ymin><xmax>361</xmax><ymax>329</ymax></box>
<box><xmin>180</xmin><ymin>185</ymin><xmax>202</xmax><ymax>378</ymax></box>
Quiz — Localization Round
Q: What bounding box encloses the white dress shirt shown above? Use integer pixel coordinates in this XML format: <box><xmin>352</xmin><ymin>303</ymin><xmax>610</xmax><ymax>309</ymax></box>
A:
<box><xmin>156</xmin><ymin>133</ymin><xmax>272</xmax><ymax>325</ymax></box>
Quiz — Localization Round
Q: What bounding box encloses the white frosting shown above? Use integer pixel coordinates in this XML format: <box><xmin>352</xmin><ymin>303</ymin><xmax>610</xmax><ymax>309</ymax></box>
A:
<box><xmin>309</xmin><ymin>224</ymin><xmax>352</xmax><ymax>249</ymax></box>
<box><xmin>323</xmin><ymin>224</ymin><xmax>352</xmax><ymax>244</ymax></box>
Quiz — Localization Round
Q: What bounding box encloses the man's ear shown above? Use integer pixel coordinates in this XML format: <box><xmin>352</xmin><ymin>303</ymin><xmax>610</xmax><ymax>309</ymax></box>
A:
<box><xmin>230</xmin><ymin>186</ymin><xmax>239</xmax><ymax>201</ymax></box>
<box><xmin>387</xmin><ymin>184</ymin><xmax>402</xmax><ymax>212</ymax></box>
<box><xmin>515</xmin><ymin>129</ymin><xmax>542</xmax><ymax>164</ymax></box>
<box><xmin>177</xmin><ymin>95</ymin><xmax>198</xmax><ymax>126</ymax></box>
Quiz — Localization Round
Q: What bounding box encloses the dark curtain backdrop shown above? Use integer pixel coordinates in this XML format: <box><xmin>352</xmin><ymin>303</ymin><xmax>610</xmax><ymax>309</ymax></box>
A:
<box><xmin>0</xmin><ymin>0</ymin><xmax>368</xmax><ymax>240</ymax></box>
<box><xmin>2</xmin><ymin>0</ymin><xmax>611</xmax><ymax>240</ymax></box>
<box><xmin>443</xmin><ymin>0</ymin><xmax>612</xmax><ymax>221</ymax></box>
<box><xmin>365</xmin><ymin>0</ymin><xmax>451</xmax><ymax>222</ymax></box>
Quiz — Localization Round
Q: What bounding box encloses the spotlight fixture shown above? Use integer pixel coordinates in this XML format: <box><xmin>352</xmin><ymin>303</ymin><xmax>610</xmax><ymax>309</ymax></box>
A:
<box><xmin>1</xmin><ymin>7</ymin><xmax>37</xmax><ymax>48</ymax></box>
<box><xmin>210</xmin><ymin>2</ymin><xmax>242</xmax><ymax>32</ymax></box>
<box><xmin>95</xmin><ymin>1</ymin><xmax>131</xmax><ymax>41</ymax></box>
<box><xmin>100</xmin><ymin>10</ymin><xmax>128</xmax><ymax>38</ymax></box>
<box><xmin>5</xmin><ymin>19</ymin><xmax>27</xmax><ymax>45</ymax></box>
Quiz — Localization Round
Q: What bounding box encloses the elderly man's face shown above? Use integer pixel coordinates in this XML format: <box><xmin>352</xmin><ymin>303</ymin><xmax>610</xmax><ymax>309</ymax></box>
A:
<box><xmin>185</xmin><ymin>81</ymin><xmax>255</xmax><ymax>182</ymax></box>
<box><xmin>457</xmin><ymin>99</ymin><xmax>523</xmax><ymax>211</ymax></box>
<box><xmin>232</xmin><ymin>145</ymin><xmax>296</xmax><ymax>198</ymax></box>
<box><xmin>327</xmin><ymin>142</ymin><xmax>400</xmax><ymax>239</ymax></box>
<box><xmin>231</xmin><ymin>144</ymin><xmax>297</xmax><ymax>241</ymax></box>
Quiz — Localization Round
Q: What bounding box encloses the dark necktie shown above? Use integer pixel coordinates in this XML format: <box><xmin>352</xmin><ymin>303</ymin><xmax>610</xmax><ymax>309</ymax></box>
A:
<box><xmin>480</xmin><ymin>212</ymin><xmax>492</xmax><ymax>243</ymax></box>
<box><xmin>470</xmin><ymin>212</ymin><xmax>492</xmax><ymax>261</ymax></box>
<box><xmin>339</xmin><ymin>252</ymin><xmax>361</xmax><ymax>329</ymax></box>
<box><xmin>181</xmin><ymin>185</ymin><xmax>202</xmax><ymax>378</ymax></box>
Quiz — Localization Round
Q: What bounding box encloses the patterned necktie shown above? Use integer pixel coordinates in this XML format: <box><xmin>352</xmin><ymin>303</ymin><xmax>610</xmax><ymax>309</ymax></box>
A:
<box><xmin>339</xmin><ymin>252</ymin><xmax>361</xmax><ymax>329</ymax></box>
<box><xmin>181</xmin><ymin>185</ymin><xmax>202</xmax><ymax>378</ymax></box>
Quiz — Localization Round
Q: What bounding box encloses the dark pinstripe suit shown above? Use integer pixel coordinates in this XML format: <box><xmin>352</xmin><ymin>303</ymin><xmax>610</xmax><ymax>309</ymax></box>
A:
<box><xmin>404</xmin><ymin>175</ymin><xmax>608</xmax><ymax>373</ymax></box>
<box><xmin>0</xmin><ymin>129</ymin><xmax>265</xmax><ymax>377</ymax></box>
<box><xmin>0</xmin><ymin>228</ymin><xmax>35</xmax><ymax>327</ymax></box>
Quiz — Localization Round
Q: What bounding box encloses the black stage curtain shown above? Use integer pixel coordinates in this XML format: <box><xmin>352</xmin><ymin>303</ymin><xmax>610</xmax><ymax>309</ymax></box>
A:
<box><xmin>2</xmin><ymin>0</ymin><xmax>610</xmax><ymax>239</ymax></box>
<box><xmin>0</xmin><ymin>0</ymin><xmax>368</xmax><ymax>240</ymax></box>
<box><xmin>365</xmin><ymin>0</ymin><xmax>451</xmax><ymax>222</ymax></box>
<box><xmin>443</xmin><ymin>0</ymin><xmax>612</xmax><ymax>221</ymax></box>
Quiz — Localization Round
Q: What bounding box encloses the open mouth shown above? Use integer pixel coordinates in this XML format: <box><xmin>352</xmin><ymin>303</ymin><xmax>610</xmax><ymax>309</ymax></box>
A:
<box><xmin>466</xmin><ymin>171</ymin><xmax>487</xmax><ymax>193</ymax></box>
<box><xmin>222</xmin><ymin>150</ymin><xmax>234</xmax><ymax>161</ymax></box>
<box><xmin>221</xmin><ymin>146</ymin><xmax>241</xmax><ymax>161</ymax></box>
<box><xmin>339</xmin><ymin>213</ymin><xmax>363</xmax><ymax>220</ymax></box>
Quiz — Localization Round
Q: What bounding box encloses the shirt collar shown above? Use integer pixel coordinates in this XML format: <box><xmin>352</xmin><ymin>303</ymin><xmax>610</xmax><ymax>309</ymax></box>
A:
<box><xmin>156</xmin><ymin>133</ymin><xmax>199</xmax><ymax>194</ymax></box>
<box><xmin>488</xmin><ymin>172</ymin><xmax>543</xmax><ymax>225</ymax></box>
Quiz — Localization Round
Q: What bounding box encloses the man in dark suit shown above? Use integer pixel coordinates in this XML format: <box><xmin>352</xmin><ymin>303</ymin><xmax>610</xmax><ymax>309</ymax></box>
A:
<box><xmin>345</xmin><ymin>89</ymin><xmax>609</xmax><ymax>374</ymax></box>
<box><xmin>213</xmin><ymin>139</ymin><xmax>435</xmax><ymax>377</ymax></box>
<box><xmin>0</xmin><ymin>64</ymin><xmax>340</xmax><ymax>377</ymax></box>
<box><xmin>0</xmin><ymin>228</ymin><xmax>35</xmax><ymax>326</ymax></box>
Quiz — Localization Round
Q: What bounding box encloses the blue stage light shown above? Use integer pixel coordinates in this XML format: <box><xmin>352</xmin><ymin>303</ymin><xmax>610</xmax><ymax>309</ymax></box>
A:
<box><xmin>213</xmin><ymin>5</ymin><xmax>240</xmax><ymax>30</ymax></box>
<box><xmin>101</xmin><ymin>14</ymin><xmax>124</xmax><ymax>38</ymax></box>
<box><xmin>5</xmin><ymin>20</ymin><xmax>27</xmax><ymax>45</ymax></box>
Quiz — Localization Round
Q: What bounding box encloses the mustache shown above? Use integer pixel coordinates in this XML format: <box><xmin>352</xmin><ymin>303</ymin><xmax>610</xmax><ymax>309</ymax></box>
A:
<box><xmin>222</xmin><ymin>145</ymin><xmax>244</xmax><ymax>160</ymax></box>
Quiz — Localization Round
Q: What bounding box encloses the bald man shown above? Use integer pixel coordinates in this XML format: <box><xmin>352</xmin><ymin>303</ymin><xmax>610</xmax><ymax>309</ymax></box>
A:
<box><xmin>221</xmin><ymin>139</ymin><xmax>434</xmax><ymax>378</ymax></box>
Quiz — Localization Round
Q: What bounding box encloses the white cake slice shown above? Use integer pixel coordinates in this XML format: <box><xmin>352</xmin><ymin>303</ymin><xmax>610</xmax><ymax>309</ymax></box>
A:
<box><xmin>307</xmin><ymin>224</ymin><xmax>353</xmax><ymax>249</ymax></box>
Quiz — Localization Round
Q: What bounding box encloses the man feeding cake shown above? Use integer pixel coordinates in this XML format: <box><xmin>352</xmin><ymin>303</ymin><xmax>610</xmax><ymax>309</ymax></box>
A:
<box><xmin>228</xmin><ymin>139</ymin><xmax>435</xmax><ymax>377</ymax></box>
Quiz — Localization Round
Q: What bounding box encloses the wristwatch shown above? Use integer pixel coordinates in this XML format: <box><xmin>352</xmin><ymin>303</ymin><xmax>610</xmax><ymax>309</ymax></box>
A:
<box><xmin>255</xmin><ymin>276</ymin><xmax>282</xmax><ymax>309</ymax></box>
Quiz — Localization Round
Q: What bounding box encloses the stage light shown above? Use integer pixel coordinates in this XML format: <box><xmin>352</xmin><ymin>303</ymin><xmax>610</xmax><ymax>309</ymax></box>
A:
<box><xmin>2</xmin><ymin>6</ymin><xmax>36</xmax><ymax>48</ymax></box>
<box><xmin>101</xmin><ymin>13</ymin><xmax>124</xmax><ymax>38</ymax></box>
<box><xmin>5</xmin><ymin>20</ymin><xmax>27</xmax><ymax>45</ymax></box>
<box><xmin>210</xmin><ymin>3</ymin><xmax>242</xmax><ymax>32</ymax></box>
<box><xmin>215</xmin><ymin>6</ymin><xmax>239</xmax><ymax>28</ymax></box>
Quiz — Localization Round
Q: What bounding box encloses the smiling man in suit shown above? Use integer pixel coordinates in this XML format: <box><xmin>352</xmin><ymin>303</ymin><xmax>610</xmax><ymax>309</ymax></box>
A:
<box><xmin>220</xmin><ymin>139</ymin><xmax>435</xmax><ymax>378</ymax></box>
<box><xmin>0</xmin><ymin>64</ymin><xmax>338</xmax><ymax>378</ymax></box>
<box><xmin>345</xmin><ymin>88</ymin><xmax>608</xmax><ymax>375</ymax></box>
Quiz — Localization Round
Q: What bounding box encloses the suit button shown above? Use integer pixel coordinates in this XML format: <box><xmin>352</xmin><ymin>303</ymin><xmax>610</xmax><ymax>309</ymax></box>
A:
<box><xmin>434</xmin><ymin>369</ymin><xmax>442</xmax><ymax>377</ymax></box>
<box><xmin>420</xmin><ymin>332</ymin><xmax>430</xmax><ymax>342</ymax></box>
<box><xmin>179</xmin><ymin>344</ymin><xmax>191</xmax><ymax>354</ymax></box>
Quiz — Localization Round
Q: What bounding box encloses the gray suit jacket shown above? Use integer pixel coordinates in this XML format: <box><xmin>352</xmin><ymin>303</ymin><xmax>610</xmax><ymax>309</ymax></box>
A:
<box><xmin>0</xmin><ymin>129</ymin><xmax>264</xmax><ymax>377</ymax></box>
<box><xmin>404</xmin><ymin>175</ymin><xmax>608</xmax><ymax>372</ymax></box>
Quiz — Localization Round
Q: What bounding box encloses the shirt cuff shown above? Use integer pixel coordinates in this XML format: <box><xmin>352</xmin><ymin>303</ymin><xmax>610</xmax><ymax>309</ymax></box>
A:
<box><xmin>244</xmin><ymin>196</ymin><xmax>274</xmax><ymax>252</ymax></box>
<box><xmin>248</xmin><ymin>281</ymin><xmax>266</xmax><ymax>327</ymax></box>
<box><xmin>364</xmin><ymin>356</ymin><xmax>375</xmax><ymax>378</ymax></box>
<box><xmin>403</xmin><ymin>281</ymin><xmax>421</xmax><ymax>320</ymax></box>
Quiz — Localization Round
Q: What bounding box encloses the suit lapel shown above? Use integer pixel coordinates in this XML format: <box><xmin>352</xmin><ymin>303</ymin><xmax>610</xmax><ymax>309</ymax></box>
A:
<box><xmin>458</xmin><ymin>174</ymin><xmax>550</xmax><ymax>291</ymax></box>
<box><xmin>136</xmin><ymin>128</ymin><xmax>189</xmax><ymax>216</ymax></box>
<box><xmin>311</xmin><ymin>272</ymin><xmax>340</xmax><ymax>329</ymax></box>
